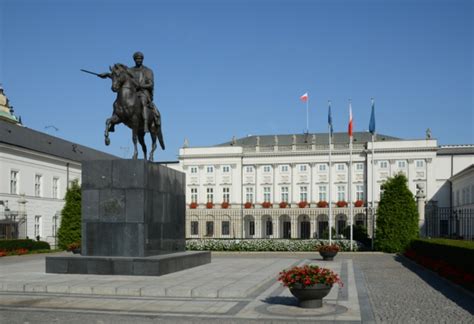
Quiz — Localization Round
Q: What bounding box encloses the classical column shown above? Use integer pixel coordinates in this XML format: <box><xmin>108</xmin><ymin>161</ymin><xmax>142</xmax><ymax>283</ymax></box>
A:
<box><xmin>416</xmin><ymin>184</ymin><xmax>426</xmax><ymax>237</ymax></box>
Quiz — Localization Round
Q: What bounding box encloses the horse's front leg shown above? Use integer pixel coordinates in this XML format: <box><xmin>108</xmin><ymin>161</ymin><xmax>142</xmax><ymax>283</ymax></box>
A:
<box><xmin>132</xmin><ymin>129</ymin><xmax>138</xmax><ymax>159</ymax></box>
<box><xmin>104</xmin><ymin>118</ymin><xmax>112</xmax><ymax>146</ymax></box>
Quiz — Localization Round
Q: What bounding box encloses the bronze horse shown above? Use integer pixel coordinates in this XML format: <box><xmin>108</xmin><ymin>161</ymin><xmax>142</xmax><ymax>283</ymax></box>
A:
<box><xmin>104</xmin><ymin>63</ymin><xmax>165</xmax><ymax>161</ymax></box>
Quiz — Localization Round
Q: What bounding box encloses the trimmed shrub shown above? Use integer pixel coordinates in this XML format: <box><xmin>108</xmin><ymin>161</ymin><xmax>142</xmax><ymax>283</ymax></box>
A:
<box><xmin>186</xmin><ymin>239</ymin><xmax>362</xmax><ymax>252</ymax></box>
<box><xmin>320</xmin><ymin>227</ymin><xmax>336</xmax><ymax>240</ymax></box>
<box><xmin>57</xmin><ymin>180</ymin><xmax>81</xmax><ymax>250</ymax></box>
<box><xmin>408</xmin><ymin>238</ymin><xmax>474</xmax><ymax>275</ymax></box>
<box><xmin>375</xmin><ymin>174</ymin><xmax>419</xmax><ymax>252</ymax></box>
<box><xmin>0</xmin><ymin>239</ymin><xmax>50</xmax><ymax>251</ymax></box>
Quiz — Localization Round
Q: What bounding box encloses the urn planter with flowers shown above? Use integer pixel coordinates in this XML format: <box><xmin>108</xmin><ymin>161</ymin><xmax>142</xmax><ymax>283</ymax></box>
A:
<box><xmin>67</xmin><ymin>242</ymin><xmax>81</xmax><ymax>254</ymax></box>
<box><xmin>316</xmin><ymin>244</ymin><xmax>340</xmax><ymax>261</ymax></box>
<box><xmin>278</xmin><ymin>265</ymin><xmax>343</xmax><ymax>308</ymax></box>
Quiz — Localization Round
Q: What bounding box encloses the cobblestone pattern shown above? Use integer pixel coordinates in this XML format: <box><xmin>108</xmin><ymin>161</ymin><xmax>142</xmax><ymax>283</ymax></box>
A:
<box><xmin>352</xmin><ymin>254</ymin><xmax>474</xmax><ymax>323</ymax></box>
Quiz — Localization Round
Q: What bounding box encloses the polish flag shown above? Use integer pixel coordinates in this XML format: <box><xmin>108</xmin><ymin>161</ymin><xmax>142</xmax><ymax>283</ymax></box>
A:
<box><xmin>300</xmin><ymin>92</ymin><xmax>308</xmax><ymax>102</ymax></box>
<box><xmin>348</xmin><ymin>102</ymin><xmax>353</xmax><ymax>137</ymax></box>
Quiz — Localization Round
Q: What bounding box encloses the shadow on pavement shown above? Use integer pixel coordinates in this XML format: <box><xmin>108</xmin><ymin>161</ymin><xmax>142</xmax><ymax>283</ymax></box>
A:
<box><xmin>394</xmin><ymin>254</ymin><xmax>474</xmax><ymax>315</ymax></box>
<box><xmin>262</xmin><ymin>296</ymin><xmax>298</xmax><ymax>306</ymax></box>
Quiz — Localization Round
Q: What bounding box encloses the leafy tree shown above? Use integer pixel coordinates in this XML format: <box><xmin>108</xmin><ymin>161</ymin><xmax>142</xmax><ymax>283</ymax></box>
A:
<box><xmin>57</xmin><ymin>180</ymin><xmax>81</xmax><ymax>249</ymax></box>
<box><xmin>343</xmin><ymin>224</ymin><xmax>369</xmax><ymax>245</ymax></box>
<box><xmin>375</xmin><ymin>173</ymin><xmax>419</xmax><ymax>252</ymax></box>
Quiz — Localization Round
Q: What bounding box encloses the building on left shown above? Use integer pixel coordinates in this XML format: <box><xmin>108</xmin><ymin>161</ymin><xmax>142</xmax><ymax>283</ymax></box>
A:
<box><xmin>0</xmin><ymin>86</ymin><xmax>116</xmax><ymax>246</ymax></box>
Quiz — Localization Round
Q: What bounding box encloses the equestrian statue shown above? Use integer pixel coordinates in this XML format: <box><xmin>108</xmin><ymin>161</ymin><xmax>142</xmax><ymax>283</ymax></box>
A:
<box><xmin>81</xmin><ymin>51</ymin><xmax>165</xmax><ymax>161</ymax></box>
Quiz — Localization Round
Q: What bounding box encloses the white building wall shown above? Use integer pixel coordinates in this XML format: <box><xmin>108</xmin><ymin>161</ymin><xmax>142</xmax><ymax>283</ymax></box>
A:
<box><xmin>0</xmin><ymin>144</ymin><xmax>81</xmax><ymax>246</ymax></box>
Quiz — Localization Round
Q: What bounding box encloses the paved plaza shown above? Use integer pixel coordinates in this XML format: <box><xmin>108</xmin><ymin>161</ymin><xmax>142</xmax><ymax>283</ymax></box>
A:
<box><xmin>0</xmin><ymin>252</ymin><xmax>472</xmax><ymax>323</ymax></box>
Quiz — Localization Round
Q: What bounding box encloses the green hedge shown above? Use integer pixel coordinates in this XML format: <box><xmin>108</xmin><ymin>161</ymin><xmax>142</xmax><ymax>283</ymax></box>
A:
<box><xmin>408</xmin><ymin>239</ymin><xmax>474</xmax><ymax>274</ymax></box>
<box><xmin>186</xmin><ymin>239</ymin><xmax>361</xmax><ymax>252</ymax></box>
<box><xmin>0</xmin><ymin>239</ymin><xmax>51</xmax><ymax>251</ymax></box>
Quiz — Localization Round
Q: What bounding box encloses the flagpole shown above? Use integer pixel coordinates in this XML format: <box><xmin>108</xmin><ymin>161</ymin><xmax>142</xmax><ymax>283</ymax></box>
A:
<box><xmin>306</xmin><ymin>97</ymin><xmax>309</xmax><ymax>133</ymax></box>
<box><xmin>370</xmin><ymin>98</ymin><xmax>376</xmax><ymax>250</ymax></box>
<box><xmin>328</xmin><ymin>100</ymin><xmax>332</xmax><ymax>245</ymax></box>
<box><xmin>349</xmin><ymin>100</ymin><xmax>354</xmax><ymax>251</ymax></box>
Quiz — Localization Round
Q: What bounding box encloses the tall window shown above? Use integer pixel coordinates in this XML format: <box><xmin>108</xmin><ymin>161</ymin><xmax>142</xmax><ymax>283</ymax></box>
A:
<box><xmin>266</xmin><ymin>220</ymin><xmax>273</xmax><ymax>236</ymax></box>
<box><xmin>206</xmin><ymin>188</ymin><xmax>214</xmax><ymax>203</ymax></box>
<box><xmin>10</xmin><ymin>170</ymin><xmax>19</xmax><ymax>194</ymax></box>
<box><xmin>263</xmin><ymin>187</ymin><xmax>271</xmax><ymax>203</ymax></box>
<box><xmin>280</xmin><ymin>165</ymin><xmax>289</xmax><ymax>172</ymax></box>
<box><xmin>222</xmin><ymin>187</ymin><xmax>230</xmax><ymax>203</ymax></box>
<box><xmin>337</xmin><ymin>185</ymin><xmax>346</xmax><ymax>201</ymax></box>
<box><xmin>191</xmin><ymin>188</ymin><xmax>198</xmax><ymax>203</ymax></box>
<box><xmin>336</xmin><ymin>164</ymin><xmax>345</xmax><ymax>171</ymax></box>
<box><xmin>299</xmin><ymin>164</ymin><xmax>307</xmax><ymax>172</ymax></box>
<box><xmin>52</xmin><ymin>177</ymin><xmax>59</xmax><ymax>199</ymax></box>
<box><xmin>356</xmin><ymin>185</ymin><xmax>364</xmax><ymax>201</ymax></box>
<box><xmin>356</xmin><ymin>163</ymin><xmax>364</xmax><ymax>171</ymax></box>
<box><xmin>300</xmin><ymin>186</ymin><xmax>308</xmax><ymax>202</ymax></box>
<box><xmin>415</xmin><ymin>160</ymin><xmax>424</xmax><ymax>168</ymax></box>
<box><xmin>222</xmin><ymin>221</ymin><xmax>230</xmax><ymax>235</ymax></box>
<box><xmin>191</xmin><ymin>221</ymin><xmax>199</xmax><ymax>235</ymax></box>
<box><xmin>206</xmin><ymin>221</ymin><xmax>214</xmax><ymax>236</ymax></box>
<box><xmin>318</xmin><ymin>186</ymin><xmax>327</xmax><ymax>201</ymax></box>
<box><xmin>222</xmin><ymin>165</ymin><xmax>230</xmax><ymax>173</ymax></box>
<box><xmin>263</xmin><ymin>165</ymin><xmax>271</xmax><ymax>173</ymax></box>
<box><xmin>35</xmin><ymin>174</ymin><xmax>42</xmax><ymax>197</ymax></box>
<box><xmin>379</xmin><ymin>161</ymin><xmax>388</xmax><ymax>169</ymax></box>
<box><xmin>318</xmin><ymin>164</ymin><xmax>327</xmax><ymax>172</ymax></box>
<box><xmin>281</xmin><ymin>186</ymin><xmax>289</xmax><ymax>203</ymax></box>
<box><xmin>245</xmin><ymin>187</ymin><xmax>254</xmax><ymax>203</ymax></box>
<box><xmin>206</xmin><ymin>166</ymin><xmax>214</xmax><ymax>173</ymax></box>
<box><xmin>397</xmin><ymin>160</ymin><xmax>406</xmax><ymax>168</ymax></box>
<box><xmin>52</xmin><ymin>215</ymin><xmax>59</xmax><ymax>240</ymax></box>
<box><xmin>34</xmin><ymin>215</ymin><xmax>42</xmax><ymax>239</ymax></box>
<box><xmin>249</xmin><ymin>221</ymin><xmax>255</xmax><ymax>236</ymax></box>
<box><xmin>245</xmin><ymin>166</ymin><xmax>254</xmax><ymax>173</ymax></box>
<box><xmin>190</xmin><ymin>166</ymin><xmax>198</xmax><ymax>174</ymax></box>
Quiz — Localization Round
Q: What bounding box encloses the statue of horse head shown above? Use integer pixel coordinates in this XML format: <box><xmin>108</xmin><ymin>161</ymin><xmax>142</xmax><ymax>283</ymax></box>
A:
<box><xmin>110</xmin><ymin>63</ymin><xmax>135</xmax><ymax>93</ymax></box>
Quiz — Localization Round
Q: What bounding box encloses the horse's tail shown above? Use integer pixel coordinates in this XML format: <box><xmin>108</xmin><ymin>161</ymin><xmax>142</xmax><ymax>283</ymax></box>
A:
<box><xmin>157</xmin><ymin>127</ymin><xmax>165</xmax><ymax>150</ymax></box>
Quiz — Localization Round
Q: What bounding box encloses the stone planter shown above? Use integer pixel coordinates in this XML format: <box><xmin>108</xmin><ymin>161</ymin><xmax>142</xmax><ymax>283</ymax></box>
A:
<box><xmin>289</xmin><ymin>283</ymin><xmax>332</xmax><ymax>308</ymax></box>
<box><xmin>319</xmin><ymin>250</ymin><xmax>338</xmax><ymax>261</ymax></box>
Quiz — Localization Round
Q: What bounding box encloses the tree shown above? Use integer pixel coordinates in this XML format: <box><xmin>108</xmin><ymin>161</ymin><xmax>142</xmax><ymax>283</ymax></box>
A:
<box><xmin>57</xmin><ymin>180</ymin><xmax>81</xmax><ymax>249</ymax></box>
<box><xmin>375</xmin><ymin>173</ymin><xmax>419</xmax><ymax>252</ymax></box>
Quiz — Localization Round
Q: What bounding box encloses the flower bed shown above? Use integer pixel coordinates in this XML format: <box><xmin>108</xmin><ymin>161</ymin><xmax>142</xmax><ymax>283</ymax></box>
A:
<box><xmin>405</xmin><ymin>239</ymin><xmax>474</xmax><ymax>291</ymax></box>
<box><xmin>244</xmin><ymin>202</ymin><xmax>253</xmax><ymax>209</ymax></box>
<box><xmin>0</xmin><ymin>239</ymin><xmax>50</xmax><ymax>252</ymax></box>
<box><xmin>186</xmin><ymin>239</ymin><xmax>361</xmax><ymax>252</ymax></box>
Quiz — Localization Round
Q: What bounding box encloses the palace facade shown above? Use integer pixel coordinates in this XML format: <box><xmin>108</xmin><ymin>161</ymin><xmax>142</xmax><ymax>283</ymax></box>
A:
<box><xmin>174</xmin><ymin>133</ymin><xmax>474</xmax><ymax>239</ymax></box>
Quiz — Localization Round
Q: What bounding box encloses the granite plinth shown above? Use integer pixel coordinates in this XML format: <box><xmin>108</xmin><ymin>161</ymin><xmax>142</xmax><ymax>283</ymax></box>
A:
<box><xmin>45</xmin><ymin>251</ymin><xmax>211</xmax><ymax>276</ymax></box>
<box><xmin>81</xmin><ymin>159</ymin><xmax>186</xmax><ymax>257</ymax></box>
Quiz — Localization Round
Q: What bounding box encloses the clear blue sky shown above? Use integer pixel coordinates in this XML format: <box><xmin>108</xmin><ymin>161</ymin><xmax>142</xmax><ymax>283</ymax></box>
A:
<box><xmin>1</xmin><ymin>0</ymin><xmax>472</xmax><ymax>161</ymax></box>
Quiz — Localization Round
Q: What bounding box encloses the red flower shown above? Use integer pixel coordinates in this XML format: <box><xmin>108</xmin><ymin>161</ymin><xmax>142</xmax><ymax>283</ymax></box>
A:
<box><xmin>317</xmin><ymin>200</ymin><xmax>328</xmax><ymax>208</ymax></box>
<box><xmin>279</xmin><ymin>202</ymin><xmax>288</xmax><ymax>208</ymax></box>
<box><xmin>261</xmin><ymin>202</ymin><xmax>272</xmax><ymax>208</ymax></box>
<box><xmin>221</xmin><ymin>202</ymin><xmax>230</xmax><ymax>209</ymax></box>
<box><xmin>354</xmin><ymin>200</ymin><xmax>364</xmax><ymax>207</ymax></box>
<box><xmin>206</xmin><ymin>202</ymin><xmax>214</xmax><ymax>209</ymax></box>
<box><xmin>336</xmin><ymin>201</ymin><xmax>347</xmax><ymax>207</ymax></box>
<box><xmin>189</xmin><ymin>202</ymin><xmax>198</xmax><ymax>209</ymax></box>
<box><xmin>298</xmin><ymin>201</ymin><xmax>308</xmax><ymax>208</ymax></box>
<box><xmin>244</xmin><ymin>202</ymin><xmax>253</xmax><ymax>209</ymax></box>
<box><xmin>278</xmin><ymin>265</ymin><xmax>343</xmax><ymax>288</ymax></box>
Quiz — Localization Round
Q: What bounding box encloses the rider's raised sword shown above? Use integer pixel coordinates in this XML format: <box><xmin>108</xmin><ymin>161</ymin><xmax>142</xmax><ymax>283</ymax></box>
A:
<box><xmin>80</xmin><ymin>69</ymin><xmax>101</xmax><ymax>76</ymax></box>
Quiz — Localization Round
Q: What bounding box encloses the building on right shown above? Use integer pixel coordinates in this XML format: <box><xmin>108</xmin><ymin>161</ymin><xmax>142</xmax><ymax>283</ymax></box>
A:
<box><xmin>175</xmin><ymin>132</ymin><xmax>474</xmax><ymax>240</ymax></box>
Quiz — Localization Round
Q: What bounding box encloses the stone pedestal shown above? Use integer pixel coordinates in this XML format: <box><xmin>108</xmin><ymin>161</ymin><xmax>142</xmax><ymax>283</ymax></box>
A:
<box><xmin>46</xmin><ymin>159</ymin><xmax>211</xmax><ymax>276</ymax></box>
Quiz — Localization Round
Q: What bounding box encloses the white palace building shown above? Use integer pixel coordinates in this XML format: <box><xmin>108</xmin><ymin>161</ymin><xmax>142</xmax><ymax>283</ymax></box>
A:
<box><xmin>175</xmin><ymin>133</ymin><xmax>474</xmax><ymax>240</ymax></box>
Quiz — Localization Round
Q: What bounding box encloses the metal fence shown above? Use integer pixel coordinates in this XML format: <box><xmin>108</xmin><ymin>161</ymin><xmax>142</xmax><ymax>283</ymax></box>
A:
<box><xmin>425</xmin><ymin>206</ymin><xmax>474</xmax><ymax>240</ymax></box>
